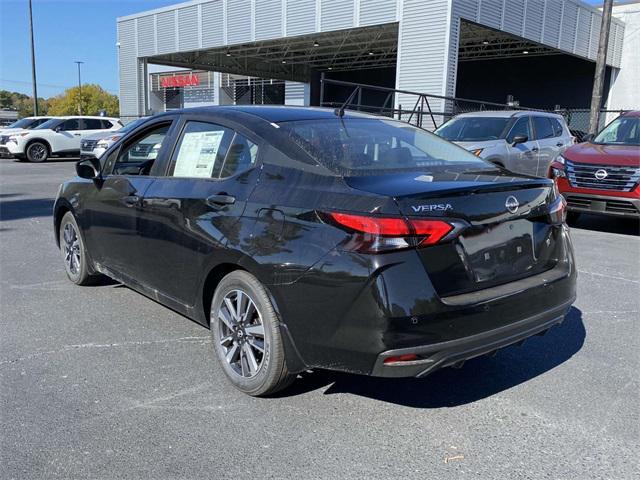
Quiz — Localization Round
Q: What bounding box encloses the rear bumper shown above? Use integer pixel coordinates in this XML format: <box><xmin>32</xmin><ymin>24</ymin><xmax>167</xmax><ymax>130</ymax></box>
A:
<box><xmin>371</xmin><ymin>298</ymin><xmax>573</xmax><ymax>377</ymax></box>
<box><xmin>563</xmin><ymin>192</ymin><xmax>640</xmax><ymax>218</ymax></box>
<box><xmin>276</xmin><ymin>226</ymin><xmax>577</xmax><ymax>376</ymax></box>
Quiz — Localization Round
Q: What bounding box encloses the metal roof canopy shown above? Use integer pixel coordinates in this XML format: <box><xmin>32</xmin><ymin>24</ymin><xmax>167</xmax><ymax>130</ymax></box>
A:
<box><xmin>458</xmin><ymin>20</ymin><xmax>592</xmax><ymax>62</ymax></box>
<box><xmin>144</xmin><ymin>23</ymin><xmax>399</xmax><ymax>83</ymax></box>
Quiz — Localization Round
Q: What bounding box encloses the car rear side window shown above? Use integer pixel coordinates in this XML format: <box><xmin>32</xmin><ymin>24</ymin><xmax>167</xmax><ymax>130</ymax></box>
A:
<box><xmin>171</xmin><ymin>121</ymin><xmax>233</xmax><ymax>178</ymax></box>
<box><xmin>219</xmin><ymin>134</ymin><xmax>259</xmax><ymax>178</ymax></box>
<box><xmin>84</xmin><ymin>119</ymin><xmax>103</xmax><ymax>130</ymax></box>
<box><xmin>550</xmin><ymin>118</ymin><xmax>565</xmax><ymax>137</ymax></box>
<box><xmin>533</xmin><ymin>117</ymin><xmax>555</xmax><ymax>139</ymax></box>
<box><xmin>60</xmin><ymin>118</ymin><xmax>80</xmax><ymax>131</ymax></box>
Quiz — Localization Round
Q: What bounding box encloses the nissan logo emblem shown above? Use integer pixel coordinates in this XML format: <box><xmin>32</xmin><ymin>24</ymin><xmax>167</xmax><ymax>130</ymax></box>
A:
<box><xmin>595</xmin><ymin>169</ymin><xmax>608</xmax><ymax>180</ymax></box>
<box><xmin>505</xmin><ymin>196</ymin><xmax>519</xmax><ymax>214</ymax></box>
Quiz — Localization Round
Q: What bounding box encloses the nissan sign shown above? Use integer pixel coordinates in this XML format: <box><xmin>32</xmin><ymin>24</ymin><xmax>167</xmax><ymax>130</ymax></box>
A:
<box><xmin>160</xmin><ymin>74</ymin><xmax>200</xmax><ymax>88</ymax></box>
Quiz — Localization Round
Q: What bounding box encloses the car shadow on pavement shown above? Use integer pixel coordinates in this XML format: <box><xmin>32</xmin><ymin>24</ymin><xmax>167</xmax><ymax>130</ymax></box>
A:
<box><xmin>284</xmin><ymin>307</ymin><xmax>585</xmax><ymax>408</ymax></box>
<box><xmin>0</xmin><ymin>198</ymin><xmax>54</xmax><ymax>221</ymax></box>
<box><xmin>569</xmin><ymin>214</ymin><xmax>639</xmax><ymax>236</ymax></box>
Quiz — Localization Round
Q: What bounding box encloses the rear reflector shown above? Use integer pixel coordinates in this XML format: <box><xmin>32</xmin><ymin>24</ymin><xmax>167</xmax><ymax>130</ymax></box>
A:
<box><xmin>383</xmin><ymin>354</ymin><xmax>419</xmax><ymax>364</ymax></box>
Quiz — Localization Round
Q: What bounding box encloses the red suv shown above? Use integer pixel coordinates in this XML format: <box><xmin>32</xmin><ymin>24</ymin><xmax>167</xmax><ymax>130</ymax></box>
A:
<box><xmin>550</xmin><ymin>111</ymin><xmax>640</xmax><ymax>220</ymax></box>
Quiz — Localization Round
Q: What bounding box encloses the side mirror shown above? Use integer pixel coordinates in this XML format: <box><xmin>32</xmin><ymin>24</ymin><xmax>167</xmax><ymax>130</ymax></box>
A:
<box><xmin>582</xmin><ymin>133</ymin><xmax>594</xmax><ymax>143</ymax></box>
<box><xmin>54</xmin><ymin>125</ymin><xmax>63</xmax><ymax>132</ymax></box>
<box><xmin>511</xmin><ymin>134</ymin><xmax>528</xmax><ymax>146</ymax></box>
<box><xmin>76</xmin><ymin>158</ymin><xmax>101</xmax><ymax>180</ymax></box>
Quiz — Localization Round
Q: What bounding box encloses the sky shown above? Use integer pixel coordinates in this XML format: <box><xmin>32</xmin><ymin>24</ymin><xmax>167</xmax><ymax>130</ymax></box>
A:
<box><xmin>0</xmin><ymin>0</ymin><xmax>607</xmax><ymax>99</ymax></box>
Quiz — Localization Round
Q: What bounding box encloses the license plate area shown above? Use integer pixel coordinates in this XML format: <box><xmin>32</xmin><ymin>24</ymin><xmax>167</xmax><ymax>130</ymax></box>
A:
<box><xmin>458</xmin><ymin>220</ymin><xmax>537</xmax><ymax>283</ymax></box>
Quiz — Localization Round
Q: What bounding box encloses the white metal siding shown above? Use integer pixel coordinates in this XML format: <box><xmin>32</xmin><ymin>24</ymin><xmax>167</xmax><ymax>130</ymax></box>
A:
<box><xmin>560</xmin><ymin>1</ymin><xmax>579</xmax><ymax>52</ymax></box>
<box><xmin>178</xmin><ymin>6</ymin><xmax>200</xmax><ymax>51</ymax></box>
<box><xmin>136</xmin><ymin>16</ymin><xmax>156</xmax><ymax>57</ymax></box>
<box><xmin>156</xmin><ymin>11</ymin><xmax>176</xmax><ymax>54</ymax></box>
<box><xmin>201</xmin><ymin>0</ymin><xmax>224</xmax><ymax>47</ymax></box>
<box><xmin>524</xmin><ymin>0</ymin><xmax>545</xmax><ymax>41</ymax></box>
<box><xmin>227</xmin><ymin>0</ymin><xmax>252</xmax><ymax>45</ymax></box>
<box><xmin>359</xmin><ymin>0</ymin><xmax>397</xmax><ymax>26</ymax></box>
<box><xmin>320</xmin><ymin>0</ymin><xmax>355</xmax><ymax>32</ymax></box>
<box><xmin>284</xmin><ymin>81</ymin><xmax>309</xmax><ymax>105</ymax></box>
<box><xmin>503</xmin><ymin>1</ymin><xmax>524</xmax><ymax>36</ymax></box>
<box><xmin>285</xmin><ymin>0</ymin><xmax>316</xmax><ymax>36</ymax></box>
<box><xmin>542</xmin><ymin>0</ymin><xmax>562</xmax><ymax>48</ymax></box>
<box><xmin>478</xmin><ymin>0</ymin><xmax>502</xmax><ymax>30</ymax></box>
<box><xmin>118</xmin><ymin>19</ymin><xmax>139</xmax><ymax>117</ymax></box>
<box><xmin>574</xmin><ymin>8</ymin><xmax>591</xmax><ymax>58</ymax></box>
<box><xmin>255</xmin><ymin>0</ymin><xmax>283</xmax><ymax>40</ymax></box>
<box><xmin>396</xmin><ymin>0</ymin><xmax>449</xmax><ymax>124</ymax></box>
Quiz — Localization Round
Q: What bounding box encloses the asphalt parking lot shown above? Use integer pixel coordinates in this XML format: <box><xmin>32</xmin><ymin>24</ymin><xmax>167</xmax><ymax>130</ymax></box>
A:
<box><xmin>1</xmin><ymin>158</ymin><xmax>638</xmax><ymax>480</ymax></box>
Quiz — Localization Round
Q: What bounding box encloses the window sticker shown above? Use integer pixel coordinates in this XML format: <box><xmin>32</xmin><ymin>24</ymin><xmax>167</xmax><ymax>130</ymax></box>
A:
<box><xmin>174</xmin><ymin>130</ymin><xmax>225</xmax><ymax>178</ymax></box>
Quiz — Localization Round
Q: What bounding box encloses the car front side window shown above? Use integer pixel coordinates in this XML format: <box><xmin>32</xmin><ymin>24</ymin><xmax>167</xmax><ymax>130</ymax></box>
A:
<box><xmin>60</xmin><ymin>119</ymin><xmax>80</xmax><ymax>131</ymax></box>
<box><xmin>111</xmin><ymin>124</ymin><xmax>171</xmax><ymax>176</ymax></box>
<box><xmin>506</xmin><ymin>117</ymin><xmax>532</xmax><ymax>143</ymax></box>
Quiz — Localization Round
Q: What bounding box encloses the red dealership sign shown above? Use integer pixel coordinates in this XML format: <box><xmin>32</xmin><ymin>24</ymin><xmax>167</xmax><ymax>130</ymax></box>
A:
<box><xmin>160</xmin><ymin>73</ymin><xmax>200</xmax><ymax>88</ymax></box>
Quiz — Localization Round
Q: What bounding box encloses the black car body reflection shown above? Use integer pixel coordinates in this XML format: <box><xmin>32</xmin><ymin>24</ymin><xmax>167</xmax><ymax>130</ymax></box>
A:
<box><xmin>54</xmin><ymin>107</ymin><xmax>576</xmax><ymax>395</ymax></box>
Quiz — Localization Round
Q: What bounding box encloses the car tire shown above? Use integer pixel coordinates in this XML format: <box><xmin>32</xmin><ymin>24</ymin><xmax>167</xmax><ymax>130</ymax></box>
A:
<box><xmin>59</xmin><ymin>212</ymin><xmax>98</xmax><ymax>286</ymax></box>
<box><xmin>566</xmin><ymin>212</ymin><xmax>581</xmax><ymax>224</ymax></box>
<box><xmin>26</xmin><ymin>141</ymin><xmax>49</xmax><ymax>163</ymax></box>
<box><xmin>210</xmin><ymin>270</ymin><xmax>295</xmax><ymax>396</ymax></box>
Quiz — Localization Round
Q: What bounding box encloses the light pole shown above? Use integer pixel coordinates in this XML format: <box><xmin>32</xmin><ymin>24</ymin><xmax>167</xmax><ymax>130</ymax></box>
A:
<box><xmin>589</xmin><ymin>0</ymin><xmax>614</xmax><ymax>134</ymax></box>
<box><xmin>28</xmin><ymin>0</ymin><xmax>38</xmax><ymax>115</ymax></box>
<box><xmin>74</xmin><ymin>61</ymin><xmax>84</xmax><ymax>115</ymax></box>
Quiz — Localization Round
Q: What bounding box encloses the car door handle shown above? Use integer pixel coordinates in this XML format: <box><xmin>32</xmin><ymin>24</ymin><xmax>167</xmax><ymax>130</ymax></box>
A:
<box><xmin>74</xmin><ymin>133</ymin><xmax>82</xmax><ymax>137</ymax></box>
<box><xmin>206</xmin><ymin>194</ymin><xmax>236</xmax><ymax>208</ymax></box>
<box><xmin>122</xmin><ymin>195</ymin><xmax>140</xmax><ymax>207</ymax></box>
<box><xmin>531</xmin><ymin>147</ymin><xmax>539</xmax><ymax>152</ymax></box>
<box><xmin>556</xmin><ymin>142</ymin><xmax>564</xmax><ymax>147</ymax></box>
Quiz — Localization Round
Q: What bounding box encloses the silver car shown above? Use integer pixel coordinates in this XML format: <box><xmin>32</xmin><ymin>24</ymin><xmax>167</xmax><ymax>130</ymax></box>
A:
<box><xmin>435</xmin><ymin>111</ymin><xmax>574</xmax><ymax>177</ymax></box>
<box><xmin>80</xmin><ymin>117</ymin><xmax>148</xmax><ymax>159</ymax></box>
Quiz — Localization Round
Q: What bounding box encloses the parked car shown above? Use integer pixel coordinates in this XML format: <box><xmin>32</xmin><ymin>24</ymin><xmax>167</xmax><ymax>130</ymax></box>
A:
<box><xmin>435</xmin><ymin>111</ymin><xmax>574</xmax><ymax>177</ymax></box>
<box><xmin>0</xmin><ymin>116</ymin><xmax>55</xmax><ymax>157</ymax></box>
<box><xmin>5</xmin><ymin>116</ymin><xmax>121</xmax><ymax>162</ymax></box>
<box><xmin>80</xmin><ymin>117</ymin><xmax>149</xmax><ymax>159</ymax></box>
<box><xmin>54</xmin><ymin>106</ymin><xmax>576</xmax><ymax>396</ymax></box>
<box><xmin>549</xmin><ymin>111</ymin><xmax>640</xmax><ymax>220</ymax></box>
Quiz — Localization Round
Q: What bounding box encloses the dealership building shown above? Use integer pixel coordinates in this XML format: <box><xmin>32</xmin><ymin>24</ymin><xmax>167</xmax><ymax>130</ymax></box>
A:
<box><xmin>117</xmin><ymin>0</ymin><xmax>638</xmax><ymax>124</ymax></box>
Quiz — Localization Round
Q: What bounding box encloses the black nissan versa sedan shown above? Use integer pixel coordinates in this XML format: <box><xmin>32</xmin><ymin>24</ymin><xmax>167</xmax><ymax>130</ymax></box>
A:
<box><xmin>54</xmin><ymin>106</ymin><xmax>576</xmax><ymax>396</ymax></box>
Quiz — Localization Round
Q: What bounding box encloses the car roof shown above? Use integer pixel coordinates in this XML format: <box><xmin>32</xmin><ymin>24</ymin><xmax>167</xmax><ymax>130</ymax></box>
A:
<box><xmin>158</xmin><ymin>105</ymin><xmax>384</xmax><ymax>123</ymax></box>
<box><xmin>622</xmin><ymin>110</ymin><xmax>640</xmax><ymax>117</ymax></box>
<box><xmin>52</xmin><ymin>116</ymin><xmax>120</xmax><ymax>120</ymax></box>
<box><xmin>454</xmin><ymin>110</ymin><xmax>563</xmax><ymax>119</ymax></box>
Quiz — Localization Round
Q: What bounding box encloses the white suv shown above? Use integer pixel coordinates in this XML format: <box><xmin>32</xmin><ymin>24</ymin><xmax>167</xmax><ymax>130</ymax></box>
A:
<box><xmin>6</xmin><ymin>116</ymin><xmax>122</xmax><ymax>162</ymax></box>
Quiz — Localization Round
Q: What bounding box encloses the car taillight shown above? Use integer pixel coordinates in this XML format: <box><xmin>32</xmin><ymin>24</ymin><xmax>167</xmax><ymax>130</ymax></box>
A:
<box><xmin>323</xmin><ymin>212</ymin><xmax>455</xmax><ymax>253</ymax></box>
<box><xmin>547</xmin><ymin>195</ymin><xmax>567</xmax><ymax>224</ymax></box>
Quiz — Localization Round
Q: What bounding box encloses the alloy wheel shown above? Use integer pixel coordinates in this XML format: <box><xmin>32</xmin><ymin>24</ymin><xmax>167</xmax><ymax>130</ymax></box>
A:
<box><xmin>28</xmin><ymin>143</ymin><xmax>47</xmax><ymax>161</ymax></box>
<box><xmin>217</xmin><ymin>289</ymin><xmax>266</xmax><ymax>378</ymax></box>
<box><xmin>63</xmin><ymin>223</ymin><xmax>81</xmax><ymax>276</ymax></box>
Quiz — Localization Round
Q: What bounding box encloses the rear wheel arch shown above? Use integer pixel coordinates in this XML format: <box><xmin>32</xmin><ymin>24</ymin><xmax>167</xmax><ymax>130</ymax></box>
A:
<box><xmin>202</xmin><ymin>263</ymin><xmax>246</xmax><ymax>326</ymax></box>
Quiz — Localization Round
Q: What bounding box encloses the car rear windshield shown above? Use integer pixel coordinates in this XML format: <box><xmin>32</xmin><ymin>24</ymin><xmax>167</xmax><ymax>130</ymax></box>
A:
<box><xmin>435</xmin><ymin>117</ymin><xmax>510</xmax><ymax>142</ymax></box>
<box><xmin>593</xmin><ymin>116</ymin><xmax>640</xmax><ymax>146</ymax></box>
<box><xmin>278</xmin><ymin>118</ymin><xmax>487</xmax><ymax>176</ymax></box>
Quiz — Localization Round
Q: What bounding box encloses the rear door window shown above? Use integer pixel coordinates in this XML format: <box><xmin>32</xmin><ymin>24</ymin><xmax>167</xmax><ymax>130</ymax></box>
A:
<box><xmin>533</xmin><ymin>117</ymin><xmax>555</xmax><ymax>139</ymax></box>
<box><xmin>83</xmin><ymin>119</ymin><xmax>103</xmax><ymax>130</ymax></box>
<box><xmin>170</xmin><ymin>121</ymin><xmax>233</xmax><ymax>178</ymax></box>
<box><xmin>550</xmin><ymin>118</ymin><xmax>566</xmax><ymax>137</ymax></box>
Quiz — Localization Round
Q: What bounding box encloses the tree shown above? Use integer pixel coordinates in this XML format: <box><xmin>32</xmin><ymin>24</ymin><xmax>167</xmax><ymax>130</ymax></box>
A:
<box><xmin>47</xmin><ymin>84</ymin><xmax>119</xmax><ymax>117</ymax></box>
